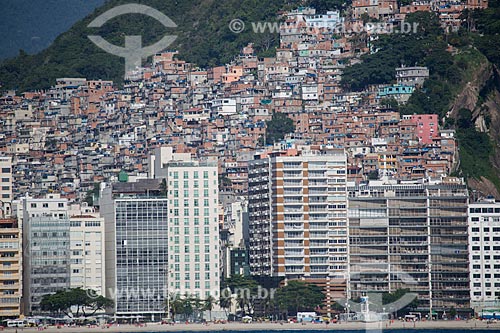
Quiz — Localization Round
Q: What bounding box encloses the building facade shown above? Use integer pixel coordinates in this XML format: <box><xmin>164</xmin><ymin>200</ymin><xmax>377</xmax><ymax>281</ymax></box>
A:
<box><xmin>248</xmin><ymin>146</ymin><xmax>348</xmax><ymax>314</ymax></box>
<box><xmin>164</xmin><ymin>160</ymin><xmax>221</xmax><ymax>300</ymax></box>
<box><xmin>22</xmin><ymin>195</ymin><xmax>71</xmax><ymax>314</ymax></box>
<box><xmin>0</xmin><ymin>218</ymin><xmax>22</xmax><ymax>318</ymax></box>
<box><xmin>0</xmin><ymin>156</ymin><xmax>13</xmax><ymax>217</ymax></box>
<box><xmin>69</xmin><ymin>209</ymin><xmax>106</xmax><ymax>296</ymax></box>
<box><xmin>102</xmin><ymin>151</ymin><xmax>221</xmax><ymax>319</ymax></box>
<box><xmin>348</xmin><ymin>177</ymin><xmax>470</xmax><ymax>315</ymax></box>
<box><xmin>101</xmin><ymin>180</ymin><xmax>168</xmax><ymax>320</ymax></box>
<box><xmin>468</xmin><ymin>198</ymin><xmax>500</xmax><ymax>309</ymax></box>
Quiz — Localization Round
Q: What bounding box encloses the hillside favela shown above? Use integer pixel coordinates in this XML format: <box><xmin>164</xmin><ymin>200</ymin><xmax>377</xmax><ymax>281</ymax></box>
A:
<box><xmin>0</xmin><ymin>0</ymin><xmax>500</xmax><ymax>332</ymax></box>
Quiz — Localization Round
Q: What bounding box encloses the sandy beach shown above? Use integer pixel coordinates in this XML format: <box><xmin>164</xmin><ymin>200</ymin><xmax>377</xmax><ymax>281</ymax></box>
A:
<box><xmin>9</xmin><ymin>320</ymin><xmax>500</xmax><ymax>332</ymax></box>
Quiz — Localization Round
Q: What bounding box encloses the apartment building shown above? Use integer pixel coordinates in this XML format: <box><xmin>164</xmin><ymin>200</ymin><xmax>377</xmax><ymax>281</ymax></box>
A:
<box><xmin>69</xmin><ymin>204</ymin><xmax>105</xmax><ymax>296</ymax></box>
<box><xmin>348</xmin><ymin>177</ymin><xmax>470</xmax><ymax>316</ymax></box>
<box><xmin>22</xmin><ymin>195</ymin><xmax>70</xmax><ymax>314</ymax></box>
<box><xmin>0</xmin><ymin>218</ymin><xmax>22</xmax><ymax>318</ymax></box>
<box><xmin>163</xmin><ymin>160</ymin><xmax>221</xmax><ymax>301</ymax></box>
<box><xmin>220</xmin><ymin>193</ymin><xmax>249</xmax><ymax>278</ymax></box>
<box><xmin>101</xmin><ymin>180</ymin><xmax>168</xmax><ymax>320</ymax></box>
<box><xmin>395</xmin><ymin>66</ymin><xmax>429</xmax><ymax>87</ymax></box>
<box><xmin>0</xmin><ymin>156</ymin><xmax>13</xmax><ymax>217</ymax></box>
<box><xmin>468</xmin><ymin>198</ymin><xmax>500</xmax><ymax>310</ymax></box>
<box><xmin>248</xmin><ymin>146</ymin><xmax>348</xmax><ymax>313</ymax></box>
<box><xmin>102</xmin><ymin>151</ymin><xmax>221</xmax><ymax>319</ymax></box>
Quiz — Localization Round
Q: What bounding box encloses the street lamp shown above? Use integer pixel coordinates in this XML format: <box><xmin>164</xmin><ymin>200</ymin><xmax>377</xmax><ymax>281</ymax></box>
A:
<box><xmin>345</xmin><ymin>303</ymin><xmax>350</xmax><ymax>322</ymax></box>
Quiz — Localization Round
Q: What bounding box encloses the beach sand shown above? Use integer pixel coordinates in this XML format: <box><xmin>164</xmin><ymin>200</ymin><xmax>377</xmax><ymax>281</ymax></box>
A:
<box><xmin>16</xmin><ymin>319</ymin><xmax>500</xmax><ymax>332</ymax></box>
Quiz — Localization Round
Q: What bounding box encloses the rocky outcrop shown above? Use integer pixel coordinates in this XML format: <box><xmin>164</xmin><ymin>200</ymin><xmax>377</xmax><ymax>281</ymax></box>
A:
<box><xmin>449</xmin><ymin>61</ymin><xmax>492</xmax><ymax>118</ymax></box>
<box><xmin>452</xmin><ymin>62</ymin><xmax>500</xmax><ymax>198</ymax></box>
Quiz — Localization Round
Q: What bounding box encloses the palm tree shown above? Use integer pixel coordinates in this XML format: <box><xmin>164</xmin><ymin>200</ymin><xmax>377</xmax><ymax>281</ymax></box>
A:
<box><xmin>166</xmin><ymin>293</ymin><xmax>183</xmax><ymax>321</ymax></box>
<box><xmin>182</xmin><ymin>294</ymin><xmax>194</xmax><ymax>321</ymax></box>
<box><xmin>191</xmin><ymin>296</ymin><xmax>204</xmax><ymax>321</ymax></box>
<box><xmin>219</xmin><ymin>288</ymin><xmax>232</xmax><ymax>318</ymax></box>
<box><xmin>204</xmin><ymin>295</ymin><xmax>216</xmax><ymax>321</ymax></box>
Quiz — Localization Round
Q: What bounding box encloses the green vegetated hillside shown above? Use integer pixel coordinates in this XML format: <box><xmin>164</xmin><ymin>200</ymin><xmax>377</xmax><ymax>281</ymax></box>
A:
<box><xmin>0</xmin><ymin>0</ymin><xmax>345</xmax><ymax>91</ymax></box>
<box><xmin>0</xmin><ymin>0</ymin><xmax>105</xmax><ymax>60</ymax></box>
<box><xmin>342</xmin><ymin>2</ymin><xmax>500</xmax><ymax>196</ymax></box>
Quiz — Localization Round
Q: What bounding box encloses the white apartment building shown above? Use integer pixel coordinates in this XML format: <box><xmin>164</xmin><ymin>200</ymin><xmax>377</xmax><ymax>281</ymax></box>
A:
<box><xmin>69</xmin><ymin>203</ymin><xmax>105</xmax><ymax>296</ymax></box>
<box><xmin>164</xmin><ymin>159</ymin><xmax>221</xmax><ymax>300</ymax></box>
<box><xmin>22</xmin><ymin>196</ymin><xmax>106</xmax><ymax>314</ymax></box>
<box><xmin>469</xmin><ymin>198</ymin><xmax>500</xmax><ymax>309</ymax></box>
<box><xmin>0</xmin><ymin>156</ymin><xmax>13</xmax><ymax>217</ymax></box>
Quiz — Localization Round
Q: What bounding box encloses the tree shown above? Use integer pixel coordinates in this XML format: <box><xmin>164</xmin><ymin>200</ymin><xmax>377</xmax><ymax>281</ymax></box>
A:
<box><xmin>382</xmin><ymin>289</ymin><xmax>419</xmax><ymax>311</ymax></box>
<box><xmin>83</xmin><ymin>183</ymin><xmax>100</xmax><ymax>206</ymax></box>
<box><xmin>166</xmin><ymin>293</ymin><xmax>184</xmax><ymax>320</ymax></box>
<box><xmin>223</xmin><ymin>275</ymin><xmax>260</xmax><ymax>316</ymax></box>
<box><xmin>265</xmin><ymin>112</ymin><xmax>295</xmax><ymax>144</ymax></box>
<box><xmin>160</xmin><ymin>178</ymin><xmax>167</xmax><ymax>197</ymax></box>
<box><xmin>204</xmin><ymin>295</ymin><xmax>216</xmax><ymax>321</ymax></box>
<box><xmin>275</xmin><ymin>280</ymin><xmax>325</xmax><ymax>317</ymax></box>
<box><xmin>40</xmin><ymin>288</ymin><xmax>113</xmax><ymax>317</ymax></box>
<box><xmin>449</xmin><ymin>306</ymin><xmax>457</xmax><ymax>318</ymax></box>
<box><xmin>219</xmin><ymin>288</ymin><xmax>232</xmax><ymax>317</ymax></box>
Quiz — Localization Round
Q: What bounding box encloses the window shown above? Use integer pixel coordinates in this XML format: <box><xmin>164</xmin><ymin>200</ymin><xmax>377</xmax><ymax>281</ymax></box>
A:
<box><xmin>1</xmin><ymin>168</ymin><xmax>10</xmax><ymax>173</ymax></box>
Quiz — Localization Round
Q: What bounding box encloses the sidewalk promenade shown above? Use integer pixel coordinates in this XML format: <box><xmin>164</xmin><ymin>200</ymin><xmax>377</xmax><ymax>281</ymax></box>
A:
<box><xmin>21</xmin><ymin>319</ymin><xmax>500</xmax><ymax>332</ymax></box>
